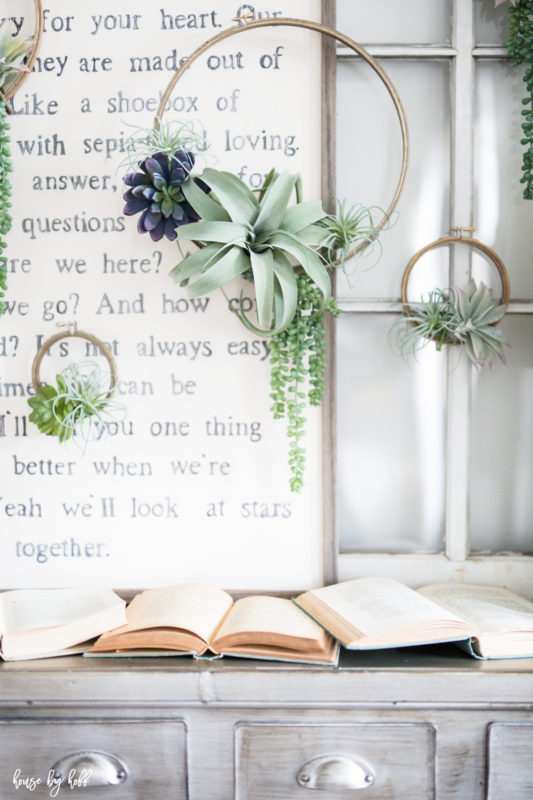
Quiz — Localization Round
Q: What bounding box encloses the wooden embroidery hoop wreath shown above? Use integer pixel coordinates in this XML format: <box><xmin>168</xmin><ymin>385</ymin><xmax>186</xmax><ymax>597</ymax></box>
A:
<box><xmin>1</xmin><ymin>0</ymin><xmax>44</xmax><ymax>109</ymax></box>
<box><xmin>400</xmin><ymin>233</ymin><xmax>511</xmax><ymax>343</ymax></box>
<box><xmin>31</xmin><ymin>324</ymin><xmax>118</xmax><ymax>398</ymax></box>
<box><xmin>154</xmin><ymin>15</ymin><xmax>410</xmax><ymax>266</ymax></box>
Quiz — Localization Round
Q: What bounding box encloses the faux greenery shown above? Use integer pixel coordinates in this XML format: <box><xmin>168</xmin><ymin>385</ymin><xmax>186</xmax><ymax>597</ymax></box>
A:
<box><xmin>166</xmin><ymin>166</ymin><xmax>390</xmax><ymax>491</ymax></box>
<box><xmin>0</xmin><ymin>101</ymin><xmax>11</xmax><ymax>315</ymax></box>
<box><xmin>118</xmin><ymin>118</ymin><xmax>208</xmax><ymax>174</ymax></box>
<box><xmin>122</xmin><ymin>132</ymin><xmax>391</xmax><ymax>489</ymax></box>
<box><xmin>28</xmin><ymin>362</ymin><xmax>123</xmax><ymax>445</ymax></box>
<box><xmin>392</xmin><ymin>280</ymin><xmax>508</xmax><ymax>368</ymax></box>
<box><xmin>318</xmin><ymin>200</ymin><xmax>392</xmax><ymax>277</ymax></box>
<box><xmin>0</xmin><ymin>21</ymin><xmax>33</xmax><ymax>315</ymax></box>
<box><xmin>124</xmin><ymin>149</ymin><xmax>207</xmax><ymax>242</ymax></box>
<box><xmin>172</xmin><ymin>168</ymin><xmax>331</xmax><ymax>335</ymax></box>
<box><xmin>270</xmin><ymin>275</ymin><xmax>338</xmax><ymax>491</ymax></box>
<box><xmin>505</xmin><ymin>0</ymin><xmax>533</xmax><ymax>198</ymax></box>
<box><xmin>0</xmin><ymin>20</ymin><xmax>33</xmax><ymax>90</ymax></box>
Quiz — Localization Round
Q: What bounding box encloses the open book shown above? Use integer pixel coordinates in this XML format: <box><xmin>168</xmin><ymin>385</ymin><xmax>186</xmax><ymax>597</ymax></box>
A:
<box><xmin>0</xmin><ymin>587</ymin><xmax>127</xmax><ymax>661</ymax></box>
<box><xmin>294</xmin><ymin>577</ymin><xmax>533</xmax><ymax>659</ymax></box>
<box><xmin>89</xmin><ymin>584</ymin><xmax>339</xmax><ymax>665</ymax></box>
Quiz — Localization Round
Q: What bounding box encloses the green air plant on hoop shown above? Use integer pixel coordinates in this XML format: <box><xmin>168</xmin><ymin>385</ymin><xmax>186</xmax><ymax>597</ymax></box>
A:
<box><xmin>28</xmin><ymin>362</ymin><xmax>124</xmax><ymax>447</ymax></box>
<box><xmin>166</xmin><ymin>167</ymin><xmax>388</xmax><ymax>491</ymax></box>
<box><xmin>0</xmin><ymin>20</ymin><xmax>34</xmax><ymax>314</ymax></box>
<box><xmin>392</xmin><ymin>280</ymin><xmax>509</xmax><ymax>369</ymax></box>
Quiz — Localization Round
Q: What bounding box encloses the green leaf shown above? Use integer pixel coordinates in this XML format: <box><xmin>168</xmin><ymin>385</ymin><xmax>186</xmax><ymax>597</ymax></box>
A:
<box><xmin>281</xmin><ymin>200</ymin><xmax>326</xmax><ymax>233</ymax></box>
<box><xmin>269</xmin><ymin>232</ymin><xmax>331</xmax><ymax>301</ymax></box>
<box><xmin>178</xmin><ymin>220</ymin><xmax>248</xmax><ymax>245</ymax></box>
<box><xmin>181</xmin><ymin>179</ymin><xmax>230</xmax><ymax>222</ymax></box>
<box><xmin>187</xmin><ymin>246</ymin><xmax>250</xmax><ymax>296</ymax></box>
<box><xmin>200</xmin><ymin>169</ymin><xmax>258</xmax><ymax>225</ymax></box>
<box><xmin>255</xmin><ymin>172</ymin><xmax>297</xmax><ymax>234</ymax></box>
<box><xmin>298</xmin><ymin>223</ymin><xmax>329</xmax><ymax>248</ymax></box>
<box><xmin>170</xmin><ymin>243</ymin><xmax>225</xmax><ymax>283</ymax></box>
<box><xmin>271</xmin><ymin>252</ymin><xmax>299</xmax><ymax>332</ymax></box>
<box><xmin>250</xmin><ymin>249</ymin><xmax>275</xmax><ymax>329</ymax></box>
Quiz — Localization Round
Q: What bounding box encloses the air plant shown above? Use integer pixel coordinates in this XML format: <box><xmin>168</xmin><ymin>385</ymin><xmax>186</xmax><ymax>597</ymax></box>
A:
<box><xmin>318</xmin><ymin>200</ymin><xmax>394</xmax><ymax>277</ymax></box>
<box><xmin>118</xmin><ymin>118</ymin><xmax>208</xmax><ymax>174</ymax></box>
<box><xmin>28</xmin><ymin>362</ymin><xmax>124</xmax><ymax>447</ymax></box>
<box><xmin>0</xmin><ymin>20</ymin><xmax>33</xmax><ymax>315</ymax></box>
<box><xmin>0</xmin><ymin>20</ymin><xmax>33</xmax><ymax>91</ymax></box>
<box><xmin>453</xmin><ymin>280</ymin><xmax>508</xmax><ymax>366</ymax></box>
<box><xmin>171</xmin><ymin>167</ymin><xmax>396</xmax><ymax>491</ymax></box>
<box><xmin>392</xmin><ymin>280</ymin><xmax>508</xmax><ymax>368</ymax></box>
<box><xmin>172</xmin><ymin>168</ymin><xmax>331</xmax><ymax>335</ymax></box>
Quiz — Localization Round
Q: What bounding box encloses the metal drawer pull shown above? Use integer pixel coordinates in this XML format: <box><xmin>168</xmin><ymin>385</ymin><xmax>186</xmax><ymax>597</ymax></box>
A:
<box><xmin>296</xmin><ymin>754</ymin><xmax>375</xmax><ymax>790</ymax></box>
<box><xmin>50</xmin><ymin>751</ymin><xmax>127</xmax><ymax>788</ymax></box>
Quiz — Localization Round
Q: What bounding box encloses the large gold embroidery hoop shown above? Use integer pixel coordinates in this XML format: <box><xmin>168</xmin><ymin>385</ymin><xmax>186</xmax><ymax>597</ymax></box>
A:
<box><xmin>154</xmin><ymin>15</ymin><xmax>410</xmax><ymax>266</ymax></box>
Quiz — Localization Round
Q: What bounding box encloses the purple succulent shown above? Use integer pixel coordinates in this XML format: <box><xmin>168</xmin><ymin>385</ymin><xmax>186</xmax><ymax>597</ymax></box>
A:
<box><xmin>123</xmin><ymin>150</ymin><xmax>204</xmax><ymax>242</ymax></box>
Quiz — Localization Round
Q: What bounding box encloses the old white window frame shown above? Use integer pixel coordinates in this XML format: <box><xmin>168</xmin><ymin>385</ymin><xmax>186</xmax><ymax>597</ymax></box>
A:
<box><xmin>323</xmin><ymin>0</ymin><xmax>533</xmax><ymax>592</ymax></box>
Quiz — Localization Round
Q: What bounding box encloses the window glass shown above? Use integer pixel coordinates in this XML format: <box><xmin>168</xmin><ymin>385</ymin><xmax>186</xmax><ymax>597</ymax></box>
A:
<box><xmin>336</xmin><ymin>59</ymin><xmax>451</xmax><ymax>300</ymax></box>
<box><xmin>337</xmin><ymin>0</ymin><xmax>452</xmax><ymax>45</ymax></box>
<box><xmin>470</xmin><ymin>316</ymin><xmax>533</xmax><ymax>553</ymax></box>
<box><xmin>474</xmin><ymin>0</ymin><xmax>509</xmax><ymax>45</ymax></box>
<box><xmin>337</xmin><ymin>314</ymin><xmax>446</xmax><ymax>553</ymax></box>
<box><xmin>474</xmin><ymin>60</ymin><xmax>533</xmax><ymax>297</ymax></box>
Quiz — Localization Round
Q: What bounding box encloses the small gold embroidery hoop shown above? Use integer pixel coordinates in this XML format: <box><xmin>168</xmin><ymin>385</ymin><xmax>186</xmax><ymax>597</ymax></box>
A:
<box><xmin>32</xmin><ymin>325</ymin><xmax>118</xmax><ymax>397</ymax></box>
<box><xmin>154</xmin><ymin>16</ymin><xmax>410</xmax><ymax>266</ymax></box>
<box><xmin>400</xmin><ymin>234</ymin><xmax>511</xmax><ymax>343</ymax></box>
<box><xmin>2</xmin><ymin>0</ymin><xmax>44</xmax><ymax>109</ymax></box>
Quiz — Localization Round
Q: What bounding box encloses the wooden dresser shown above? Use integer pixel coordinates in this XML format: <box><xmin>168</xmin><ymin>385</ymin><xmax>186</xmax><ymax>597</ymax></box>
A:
<box><xmin>1</xmin><ymin>647</ymin><xmax>532</xmax><ymax>799</ymax></box>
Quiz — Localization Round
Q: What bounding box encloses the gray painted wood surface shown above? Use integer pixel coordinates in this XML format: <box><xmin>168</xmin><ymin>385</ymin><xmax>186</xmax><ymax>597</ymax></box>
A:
<box><xmin>1</xmin><ymin>649</ymin><xmax>533</xmax><ymax>798</ymax></box>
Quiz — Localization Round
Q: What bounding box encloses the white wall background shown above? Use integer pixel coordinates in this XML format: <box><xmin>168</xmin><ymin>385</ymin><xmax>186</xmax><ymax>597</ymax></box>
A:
<box><xmin>0</xmin><ymin>0</ymin><xmax>324</xmax><ymax>590</ymax></box>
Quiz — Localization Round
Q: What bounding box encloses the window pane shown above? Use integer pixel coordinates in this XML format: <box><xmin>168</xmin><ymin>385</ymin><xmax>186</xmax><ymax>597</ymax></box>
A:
<box><xmin>470</xmin><ymin>316</ymin><xmax>533</xmax><ymax>553</ymax></box>
<box><xmin>336</xmin><ymin>59</ymin><xmax>451</xmax><ymax>300</ymax></box>
<box><xmin>474</xmin><ymin>60</ymin><xmax>533</xmax><ymax>297</ymax></box>
<box><xmin>474</xmin><ymin>1</ymin><xmax>509</xmax><ymax>46</ymax></box>
<box><xmin>337</xmin><ymin>314</ymin><xmax>446</xmax><ymax>553</ymax></box>
<box><xmin>337</xmin><ymin>0</ymin><xmax>452</xmax><ymax>44</ymax></box>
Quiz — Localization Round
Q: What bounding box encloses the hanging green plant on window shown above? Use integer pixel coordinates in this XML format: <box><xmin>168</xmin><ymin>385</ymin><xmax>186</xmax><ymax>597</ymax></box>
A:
<box><xmin>493</xmin><ymin>0</ymin><xmax>533</xmax><ymax>198</ymax></box>
<box><xmin>507</xmin><ymin>0</ymin><xmax>533</xmax><ymax>198</ymax></box>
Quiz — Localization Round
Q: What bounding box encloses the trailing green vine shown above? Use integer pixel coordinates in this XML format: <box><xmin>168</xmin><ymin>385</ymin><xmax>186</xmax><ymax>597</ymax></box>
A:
<box><xmin>269</xmin><ymin>275</ymin><xmax>338</xmax><ymax>492</ymax></box>
<box><xmin>0</xmin><ymin>20</ymin><xmax>34</xmax><ymax>314</ymax></box>
<box><xmin>506</xmin><ymin>0</ymin><xmax>533</xmax><ymax>198</ymax></box>
<box><xmin>0</xmin><ymin>101</ymin><xmax>11</xmax><ymax>315</ymax></box>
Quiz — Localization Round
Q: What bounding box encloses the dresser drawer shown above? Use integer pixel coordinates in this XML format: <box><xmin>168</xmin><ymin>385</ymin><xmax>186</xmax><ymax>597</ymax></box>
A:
<box><xmin>487</xmin><ymin>723</ymin><xmax>533</xmax><ymax>799</ymax></box>
<box><xmin>0</xmin><ymin>719</ymin><xmax>187</xmax><ymax>799</ymax></box>
<box><xmin>235</xmin><ymin>722</ymin><xmax>436</xmax><ymax>800</ymax></box>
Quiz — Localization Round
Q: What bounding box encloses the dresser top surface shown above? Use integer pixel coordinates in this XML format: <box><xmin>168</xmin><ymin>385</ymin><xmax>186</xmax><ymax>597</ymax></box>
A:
<box><xmin>1</xmin><ymin>645</ymin><xmax>533</xmax><ymax>707</ymax></box>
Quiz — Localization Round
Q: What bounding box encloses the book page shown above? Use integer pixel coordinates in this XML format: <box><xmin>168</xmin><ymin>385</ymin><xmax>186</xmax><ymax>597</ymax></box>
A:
<box><xmin>304</xmin><ymin>577</ymin><xmax>465</xmax><ymax>637</ymax></box>
<box><xmin>212</xmin><ymin>595</ymin><xmax>327</xmax><ymax>649</ymax></box>
<box><xmin>116</xmin><ymin>584</ymin><xmax>233</xmax><ymax>644</ymax></box>
<box><xmin>0</xmin><ymin>587</ymin><xmax>122</xmax><ymax>635</ymax></box>
<box><xmin>418</xmin><ymin>584</ymin><xmax>533</xmax><ymax>635</ymax></box>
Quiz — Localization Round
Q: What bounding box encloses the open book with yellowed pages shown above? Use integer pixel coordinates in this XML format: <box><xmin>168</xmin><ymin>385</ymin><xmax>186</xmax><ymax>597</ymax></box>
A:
<box><xmin>293</xmin><ymin>577</ymin><xmax>533</xmax><ymax>659</ymax></box>
<box><xmin>89</xmin><ymin>584</ymin><xmax>339</xmax><ymax>665</ymax></box>
<box><xmin>0</xmin><ymin>587</ymin><xmax>127</xmax><ymax>661</ymax></box>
